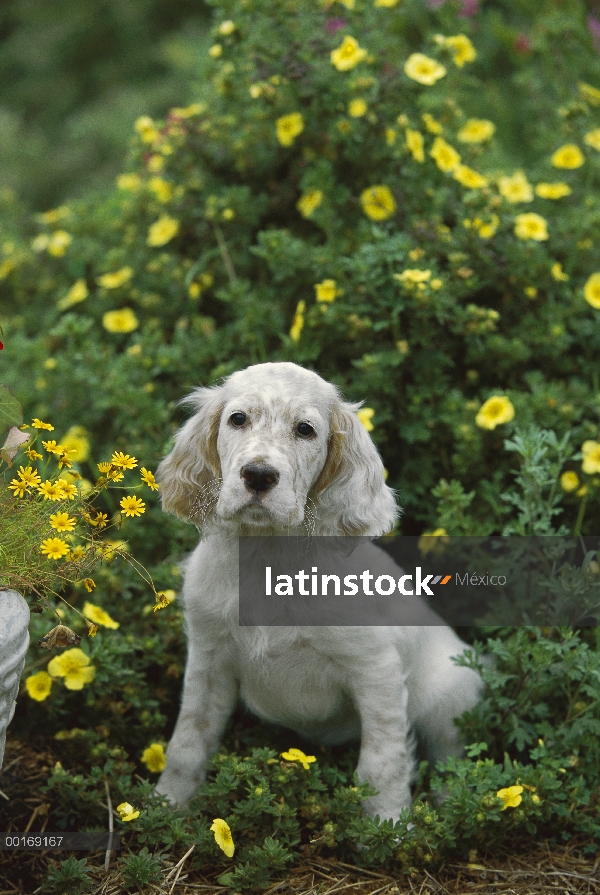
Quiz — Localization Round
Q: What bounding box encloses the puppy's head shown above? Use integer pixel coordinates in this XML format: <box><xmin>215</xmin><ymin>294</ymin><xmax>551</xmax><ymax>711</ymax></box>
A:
<box><xmin>157</xmin><ymin>362</ymin><xmax>399</xmax><ymax>536</ymax></box>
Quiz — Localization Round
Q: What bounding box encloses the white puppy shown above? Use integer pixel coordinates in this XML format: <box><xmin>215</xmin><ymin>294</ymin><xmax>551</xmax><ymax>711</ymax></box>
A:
<box><xmin>155</xmin><ymin>362</ymin><xmax>482</xmax><ymax>821</ymax></box>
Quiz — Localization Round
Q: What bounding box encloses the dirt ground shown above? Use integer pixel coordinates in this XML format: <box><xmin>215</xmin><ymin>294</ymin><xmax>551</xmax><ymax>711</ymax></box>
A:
<box><xmin>1</xmin><ymin>737</ymin><xmax>599</xmax><ymax>895</ymax></box>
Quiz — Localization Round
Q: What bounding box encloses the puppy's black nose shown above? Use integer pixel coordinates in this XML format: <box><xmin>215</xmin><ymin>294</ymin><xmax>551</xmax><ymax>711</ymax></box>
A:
<box><xmin>241</xmin><ymin>463</ymin><xmax>280</xmax><ymax>494</ymax></box>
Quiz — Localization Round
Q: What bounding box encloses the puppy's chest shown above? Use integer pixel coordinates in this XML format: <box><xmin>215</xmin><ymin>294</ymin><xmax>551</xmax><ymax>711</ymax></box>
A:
<box><xmin>235</xmin><ymin>636</ymin><xmax>346</xmax><ymax>724</ymax></box>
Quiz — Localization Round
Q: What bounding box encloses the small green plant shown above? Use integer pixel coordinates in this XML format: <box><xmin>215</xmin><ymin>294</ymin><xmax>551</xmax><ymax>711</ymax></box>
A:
<box><xmin>42</xmin><ymin>856</ymin><xmax>93</xmax><ymax>895</ymax></box>
<box><xmin>119</xmin><ymin>847</ymin><xmax>163</xmax><ymax>891</ymax></box>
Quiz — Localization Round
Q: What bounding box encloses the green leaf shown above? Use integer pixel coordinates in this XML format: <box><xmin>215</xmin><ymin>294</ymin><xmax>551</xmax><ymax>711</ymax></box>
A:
<box><xmin>0</xmin><ymin>384</ymin><xmax>23</xmax><ymax>434</ymax></box>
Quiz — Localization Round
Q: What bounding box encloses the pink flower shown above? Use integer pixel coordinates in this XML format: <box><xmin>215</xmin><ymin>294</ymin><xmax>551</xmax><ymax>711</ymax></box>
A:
<box><xmin>458</xmin><ymin>0</ymin><xmax>479</xmax><ymax>17</ymax></box>
<box><xmin>588</xmin><ymin>15</ymin><xmax>600</xmax><ymax>52</ymax></box>
<box><xmin>326</xmin><ymin>18</ymin><xmax>346</xmax><ymax>34</ymax></box>
<box><xmin>515</xmin><ymin>33</ymin><xmax>532</xmax><ymax>54</ymax></box>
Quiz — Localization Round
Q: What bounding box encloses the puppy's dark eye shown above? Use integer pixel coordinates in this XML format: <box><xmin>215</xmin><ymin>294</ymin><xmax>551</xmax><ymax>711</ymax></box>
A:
<box><xmin>230</xmin><ymin>412</ymin><xmax>247</xmax><ymax>428</ymax></box>
<box><xmin>296</xmin><ymin>422</ymin><xmax>315</xmax><ymax>438</ymax></box>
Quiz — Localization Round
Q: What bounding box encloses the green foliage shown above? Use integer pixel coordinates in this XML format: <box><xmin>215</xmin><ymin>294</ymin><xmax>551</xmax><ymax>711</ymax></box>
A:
<box><xmin>120</xmin><ymin>847</ymin><xmax>163</xmax><ymax>891</ymax></box>
<box><xmin>0</xmin><ymin>0</ymin><xmax>211</xmax><ymax>210</ymax></box>
<box><xmin>42</xmin><ymin>856</ymin><xmax>93</xmax><ymax>895</ymax></box>
<box><xmin>33</xmin><ymin>638</ymin><xmax>600</xmax><ymax>886</ymax></box>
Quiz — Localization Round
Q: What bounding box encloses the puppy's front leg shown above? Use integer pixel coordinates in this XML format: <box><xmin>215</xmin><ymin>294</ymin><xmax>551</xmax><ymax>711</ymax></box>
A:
<box><xmin>350</xmin><ymin>653</ymin><xmax>413</xmax><ymax>822</ymax></box>
<box><xmin>156</xmin><ymin>643</ymin><xmax>238</xmax><ymax>806</ymax></box>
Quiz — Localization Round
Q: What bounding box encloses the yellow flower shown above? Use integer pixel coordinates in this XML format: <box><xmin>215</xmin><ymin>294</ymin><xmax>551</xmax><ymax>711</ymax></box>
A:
<box><xmin>405</xmin><ymin>129</ymin><xmax>425</xmax><ymax>162</ymax></box>
<box><xmin>117</xmin><ymin>173</ymin><xmax>141</xmax><ymax>191</ymax></box>
<box><xmin>583</xmin><ymin>272</ymin><xmax>600</xmax><ymax>309</ymax></box>
<box><xmin>38</xmin><ymin>480</ymin><xmax>67</xmax><ymax>500</ymax></box>
<box><xmin>219</xmin><ymin>19</ymin><xmax>235</xmax><ymax>35</ymax></box>
<box><xmin>430</xmin><ymin>137</ymin><xmax>461</xmax><ymax>173</ymax></box>
<box><xmin>99</xmin><ymin>539</ymin><xmax>128</xmax><ymax>561</ymax></box>
<box><xmin>135</xmin><ymin>116</ymin><xmax>158</xmax><ymax>144</ymax></box>
<box><xmin>147</xmin><ymin>215</ymin><xmax>179</xmax><ymax>247</ymax></box>
<box><xmin>296</xmin><ymin>190</ymin><xmax>323</xmax><ymax>218</ymax></box>
<box><xmin>141</xmin><ymin>743</ymin><xmax>166</xmax><ymax>773</ymax></box>
<box><xmin>49</xmin><ymin>512</ymin><xmax>77</xmax><ymax>532</ymax></box>
<box><xmin>498</xmin><ymin>171</ymin><xmax>533</xmax><ymax>203</ymax></box>
<box><xmin>475</xmin><ymin>396</ymin><xmax>515</xmax><ymax>430</ymax></box>
<box><xmin>32</xmin><ymin>418</ymin><xmax>54</xmax><ymax>430</ymax></box>
<box><xmin>404</xmin><ymin>53</ymin><xmax>446</xmax><ymax>86</ymax></box>
<box><xmin>560</xmin><ymin>471</ymin><xmax>580</xmax><ymax>492</ymax></box>
<box><xmin>97</xmin><ymin>267</ymin><xmax>133</xmax><ymax>289</ymax></box>
<box><xmin>514</xmin><ymin>213</ymin><xmax>548</xmax><ymax>241</ymax></box>
<box><xmin>496</xmin><ymin>785</ymin><xmax>523</xmax><ymax>810</ymax></box>
<box><xmin>48</xmin><ymin>648</ymin><xmax>95</xmax><ymax>690</ymax></box>
<box><xmin>453</xmin><ymin>165</ymin><xmax>488</xmax><ymax>189</ymax></box>
<box><xmin>582</xmin><ymin>440</ymin><xmax>600</xmax><ymax>474</ymax></box>
<box><xmin>111</xmin><ymin>451</ymin><xmax>138</xmax><ymax>469</ymax></box>
<box><xmin>47</xmin><ymin>230</ymin><xmax>72</xmax><ymax>257</ymax></box>
<box><xmin>457</xmin><ymin>118</ymin><xmax>495</xmax><ymax>143</ymax></box>
<box><xmin>551</xmin><ymin>262</ymin><xmax>569</xmax><ymax>282</ymax></box>
<box><xmin>149</xmin><ymin>591</ymin><xmax>172</xmax><ymax>613</ymax></box>
<box><xmin>16</xmin><ymin>465</ymin><xmax>42</xmax><ymax>487</ymax></box>
<box><xmin>140</xmin><ymin>467</ymin><xmax>159</xmax><ymax>490</ymax></box>
<box><xmin>40</xmin><ymin>536</ymin><xmax>70</xmax><ymax>559</ymax></box>
<box><xmin>120</xmin><ymin>496</ymin><xmax>146</xmax><ymax>517</ymax></box>
<box><xmin>348</xmin><ymin>98</ymin><xmax>368</xmax><ymax>117</ymax></box>
<box><xmin>116</xmin><ymin>802</ymin><xmax>140</xmax><ymax>822</ymax></box>
<box><xmin>56</xmin><ymin>480</ymin><xmax>78</xmax><ymax>499</ymax></box>
<box><xmin>395</xmin><ymin>269</ymin><xmax>432</xmax><ymax>286</ymax></box>
<box><xmin>208</xmin><ymin>43</ymin><xmax>223</xmax><ymax>58</ymax></box>
<box><xmin>331</xmin><ymin>36</ymin><xmax>368</xmax><ymax>72</ymax></box>
<box><xmin>281</xmin><ymin>748</ymin><xmax>317</xmax><ymax>770</ymax></box>
<box><xmin>42</xmin><ymin>439</ymin><xmax>64</xmax><ymax>455</ymax></box>
<box><xmin>289</xmin><ymin>300</ymin><xmax>305</xmax><ymax>342</ymax></box>
<box><xmin>25</xmin><ymin>671</ymin><xmax>53</xmax><ymax>702</ymax></box>
<box><xmin>8</xmin><ymin>478</ymin><xmax>29</xmax><ymax>498</ymax></box>
<box><xmin>584</xmin><ymin>128</ymin><xmax>600</xmax><ymax>151</ymax></box>
<box><xmin>315</xmin><ymin>279</ymin><xmax>339</xmax><ymax>303</ymax></box>
<box><xmin>211</xmin><ymin>818</ymin><xmax>235</xmax><ymax>857</ymax></box>
<box><xmin>357</xmin><ymin>407</ymin><xmax>375</xmax><ymax>431</ymax></box>
<box><xmin>535</xmin><ymin>182</ymin><xmax>571</xmax><ymax>199</ymax></box>
<box><xmin>102</xmin><ymin>308</ymin><xmax>139</xmax><ymax>333</ymax></box>
<box><xmin>418</xmin><ymin>528</ymin><xmax>449</xmax><ymax>555</ymax></box>
<box><xmin>276</xmin><ymin>112</ymin><xmax>304</xmax><ymax>147</ymax></box>
<box><xmin>579</xmin><ymin>81</ymin><xmax>600</xmax><ymax>105</ymax></box>
<box><xmin>444</xmin><ymin>34</ymin><xmax>477</xmax><ymax>67</ymax></box>
<box><xmin>471</xmin><ymin>215</ymin><xmax>499</xmax><ymax>239</ymax></box>
<box><xmin>82</xmin><ymin>601</ymin><xmax>119</xmax><ymax>629</ymax></box>
<box><xmin>375</xmin><ymin>0</ymin><xmax>400</xmax><ymax>6</ymax></box>
<box><xmin>83</xmin><ymin>578</ymin><xmax>96</xmax><ymax>592</ymax></box>
<box><xmin>57</xmin><ymin>278</ymin><xmax>88</xmax><ymax>310</ymax></box>
<box><xmin>57</xmin><ymin>426</ymin><xmax>90</xmax><ymax>463</ymax></box>
<box><xmin>551</xmin><ymin>144</ymin><xmax>584</xmax><ymax>169</ymax></box>
<box><xmin>359</xmin><ymin>185</ymin><xmax>396</xmax><ymax>221</ymax></box>
<box><xmin>421</xmin><ymin>113</ymin><xmax>443</xmax><ymax>134</ymax></box>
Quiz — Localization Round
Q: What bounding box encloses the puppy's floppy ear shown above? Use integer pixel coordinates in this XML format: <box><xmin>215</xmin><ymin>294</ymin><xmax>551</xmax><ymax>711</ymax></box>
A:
<box><xmin>310</xmin><ymin>402</ymin><xmax>400</xmax><ymax>536</ymax></box>
<box><xmin>156</xmin><ymin>386</ymin><xmax>224</xmax><ymax>522</ymax></box>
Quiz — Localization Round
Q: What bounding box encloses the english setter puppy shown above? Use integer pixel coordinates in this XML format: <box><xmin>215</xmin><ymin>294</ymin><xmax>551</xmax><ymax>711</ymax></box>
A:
<box><xmin>155</xmin><ymin>362</ymin><xmax>482</xmax><ymax>821</ymax></box>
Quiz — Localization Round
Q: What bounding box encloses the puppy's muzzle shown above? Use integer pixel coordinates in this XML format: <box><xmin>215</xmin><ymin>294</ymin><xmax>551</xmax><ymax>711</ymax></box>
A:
<box><xmin>241</xmin><ymin>463</ymin><xmax>280</xmax><ymax>495</ymax></box>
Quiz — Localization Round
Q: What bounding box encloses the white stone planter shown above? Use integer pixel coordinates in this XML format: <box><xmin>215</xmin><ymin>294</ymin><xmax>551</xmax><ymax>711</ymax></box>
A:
<box><xmin>0</xmin><ymin>590</ymin><xmax>30</xmax><ymax>770</ymax></box>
